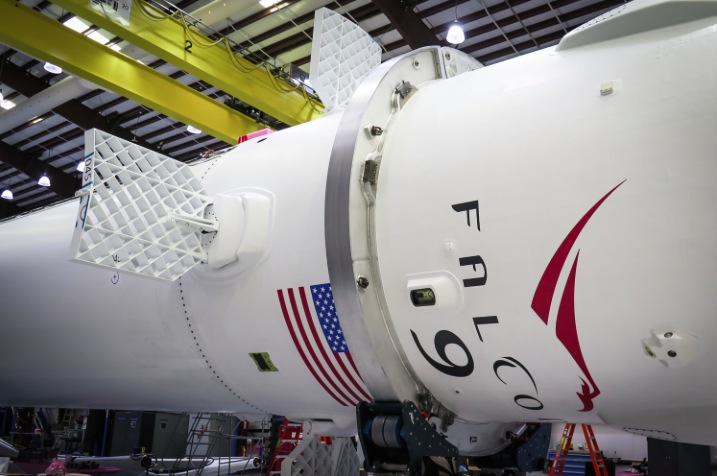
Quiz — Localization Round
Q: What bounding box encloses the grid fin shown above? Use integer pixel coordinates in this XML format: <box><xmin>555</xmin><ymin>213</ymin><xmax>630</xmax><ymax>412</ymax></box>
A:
<box><xmin>70</xmin><ymin>129</ymin><xmax>215</xmax><ymax>281</ymax></box>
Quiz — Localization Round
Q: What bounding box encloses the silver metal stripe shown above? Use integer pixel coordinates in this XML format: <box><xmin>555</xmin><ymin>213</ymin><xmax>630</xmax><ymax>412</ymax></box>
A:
<box><xmin>324</xmin><ymin>55</ymin><xmax>404</xmax><ymax>401</ymax></box>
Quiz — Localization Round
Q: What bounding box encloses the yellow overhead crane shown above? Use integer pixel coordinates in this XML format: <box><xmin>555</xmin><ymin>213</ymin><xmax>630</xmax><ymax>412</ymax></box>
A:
<box><xmin>49</xmin><ymin>0</ymin><xmax>324</xmax><ymax>126</ymax></box>
<box><xmin>0</xmin><ymin>1</ymin><xmax>264</xmax><ymax>145</ymax></box>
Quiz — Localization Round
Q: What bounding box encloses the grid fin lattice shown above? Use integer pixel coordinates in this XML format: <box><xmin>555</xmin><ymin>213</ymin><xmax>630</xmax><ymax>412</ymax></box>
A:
<box><xmin>69</xmin><ymin>129</ymin><xmax>215</xmax><ymax>281</ymax></box>
<box><xmin>281</xmin><ymin>436</ymin><xmax>332</xmax><ymax>476</ymax></box>
<box><xmin>280</xmin><ymin>437</ymin><xmax>359</xmax><ymax>476</ymax></box>
<box><xmin>309</xmin><ymin>7</ymin><xmax>381</xmax><ymax>112</ymax></box>
<box><xmin>333</xmin><ymin>438</ymin><xmax>361</xmax><ymax>476</ymax></box>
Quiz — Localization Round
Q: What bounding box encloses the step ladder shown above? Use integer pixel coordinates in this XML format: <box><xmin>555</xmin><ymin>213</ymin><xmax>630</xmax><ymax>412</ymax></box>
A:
<box><xmin>59</xmin><ymin>409</ymin><xmax>71</xmax><ymax>430</ymax></box>
<box><xmin>581</xmin><ymin>424</ymin><xmax>609</xmax><ymax>476</ymax></box>
<box><xmin>549</xmin><ymin>423</ymin><xmax>608</xmax><ymax>476</ymax></box>
<box><xmin>164</xmin><ymin>413</ymin><xmax>229</xmax><ymax>476</ymax></box>
<box><xmin>55</xmin><ymin>409</ymin><xmax>84</xmax><ymax>453</ymax></box>
<box><xmin>268</xmin><ymin>420</ymin><xmax>303</xmax><ymax>476</ymax></box>
<box><xmin>59</xmin><ymin>409</ymin><xmax>81</xmax><ymax>430</ymax></box>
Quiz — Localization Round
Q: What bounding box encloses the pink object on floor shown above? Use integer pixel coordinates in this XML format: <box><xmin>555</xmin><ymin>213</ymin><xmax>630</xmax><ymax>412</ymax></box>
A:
<box><xmin>45</xmin><ymin>459</ymin><xmax>66</xmax><ymax>475</ymax></box>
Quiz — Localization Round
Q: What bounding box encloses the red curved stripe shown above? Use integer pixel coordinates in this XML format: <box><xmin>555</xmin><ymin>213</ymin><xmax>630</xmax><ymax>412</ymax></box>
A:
<box><xmin>556</xmin><ymin>252</ymin><xmax>600</xmax><ymax>412</ymax></box>
<box><xmin>531</xmin><ymin>180</ymin><xmax>626</xmax><ymax>323</ymax></box>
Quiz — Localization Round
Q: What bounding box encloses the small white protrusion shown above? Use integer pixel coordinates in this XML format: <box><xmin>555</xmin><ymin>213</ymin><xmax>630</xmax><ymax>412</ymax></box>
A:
<box><xmin>598</xmin><ymin>79</ymin><xmax>621</xmax><ymax>97</ymax></box>
<box><xmin>641</xmin><ymin>329</ymin><xmax>698</xmax><ymax>368</ymax></box>
<box><xmin>600</xmin><ymin>81</ymin><xmax>615</xmax><ymax>96</ymax></box>
<box><xmin>206</xmin><ymin>194</ymin><xmax>243</xmax><ymax>269</ymax></box>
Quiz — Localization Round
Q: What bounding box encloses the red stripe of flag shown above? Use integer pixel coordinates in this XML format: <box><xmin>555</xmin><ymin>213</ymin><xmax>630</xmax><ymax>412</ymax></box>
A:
<box><xmin>277</xmin><ymin>290</ymin><xmax>349</xmax><ymax>406</ymax></box>
<box><xmin>287</xmin><ymin>289</ymin><xmax>355</xmax><ymax>406</ymax></box>
<box><xmin>342</xmin><ymin>353</ymin><xmax>372</xmax><ymax>401</ymax></box>
<box><xmin>298</xmin><ymin>287</ymin><xmax>367</xmax><ymax>404</ymax></box>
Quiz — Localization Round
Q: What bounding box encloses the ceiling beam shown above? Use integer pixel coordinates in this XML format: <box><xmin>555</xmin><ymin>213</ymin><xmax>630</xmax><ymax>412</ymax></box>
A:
<box><xmin>0</xmin><ymin>197</ymin><xmax>23</xmax><ymax>217</ymax></box>
<box><xmin>177</xmin><ymin>140</ymin><xmax>226</xmax><ymax>161</ymax></box>
<box><xmin>0</xmin><ymin>58</ymin><xmax>165</xmax><ymax>155</ymax></box>
<box><xmin>214</xmin><ymin>0</ymin><xmax>303</xmax><ymax>39</ymax></box>
<box><xmin>49</xmin><ymin>0</ymin><xmax>323</xmax><ymax>126</ymax></box>
<box><xmin>233</xmin><ymin>1</ymin><xmax>352</xmax><ymax>50</ymax></box>
<box><xmin>261</xmin><ymin>3</ymin><xmax>383</xmax><ymax>59</ymax></box>
<box><xmin>0</xmin><ymin>2</ymin><xmax>262</xmax><ymax>145</ymax></box>
<box><xmin>372</xmin><ymin>0</ymin><xmax>440</xmax><ymax>49</ymax></box>
<box><xmin>0</xmin><ymin>141</ymin><xmax>78</xmax><ymax>199</ymax></box>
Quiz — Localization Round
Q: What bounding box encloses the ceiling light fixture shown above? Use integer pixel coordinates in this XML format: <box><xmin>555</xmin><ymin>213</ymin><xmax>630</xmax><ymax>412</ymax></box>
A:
<box><xmin>187</xmin><ymin>125</ymin><xmax>202</xmax><ymax>134</ymax></box>
<box><xmin>447</xmin><ymin>22</ymin><xmax>465</xmax><ymax>44</ymax></box>
<box><xmin>63</xmin><ymin>16</ymin><xmax>90</xmax><ymax>33</ymax></box>
<box><xmin>43</xmin><ymin>62</ymin><xmax>62</xmax><ymax>74</ymax></box>
<box><xmin>1</xmin><ymin>189</ymin><xmax>13</xmax><ymax>200</ymax></box>
<box><xmin>259</xmin><ymin>0</ymin><xmax>281</xmax><ymax>8</ymax></box>
<box><xmin>38</xmin><ymin>173</ymin><xmax>51</xmax><ymax>187</ymax></box>
<box><xmin>446</xmin><ymin>0</ymin><xmax>466</xmax><ymax>45</ymax></box>
<box><xmin>88</xmin><ymin>30</ymin><xmax>111</xmax><ymax>44</ymax></box>
<box><xmin>76</xmin><ymin>160</ymin><xmax>85</xmax><ymax>172</ymax></box>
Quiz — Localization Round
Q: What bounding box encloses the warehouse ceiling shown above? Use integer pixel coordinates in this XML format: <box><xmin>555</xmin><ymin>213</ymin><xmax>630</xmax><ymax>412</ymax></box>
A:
<box><xmin>0</xmin><ymin>0</ymin><xmax>623</xmax><ymax>220</ymax></box>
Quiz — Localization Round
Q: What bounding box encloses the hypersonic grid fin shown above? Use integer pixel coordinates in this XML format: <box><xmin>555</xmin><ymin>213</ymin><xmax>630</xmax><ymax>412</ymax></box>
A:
<box><xmin>309</xmin><ymin>8</ymin><xmax>381</xmax><ymax>113</ymax></box>
<box><xmin>70</xmin><ymin>129</ymin><xmax>217</xmax><ymax>281</ymax></box>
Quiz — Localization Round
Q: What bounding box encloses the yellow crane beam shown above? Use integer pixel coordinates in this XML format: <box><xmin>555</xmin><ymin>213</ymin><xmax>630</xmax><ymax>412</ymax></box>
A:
<box><xmin>50</xmin><ymin>0</ymin><xmax>324</xmax><ymax>126</ymax></box>
<box><xmin>0</xmin><ymin>1</ymin><xmax>263</xmax><ymax>145</ymax></box>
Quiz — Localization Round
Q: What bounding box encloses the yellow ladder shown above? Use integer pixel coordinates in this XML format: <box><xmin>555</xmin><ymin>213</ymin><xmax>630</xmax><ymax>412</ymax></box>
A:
<box><xmin>549</xmin><ymin>423</ymin><xmax>576</xmax><ymax>476</ymax></box>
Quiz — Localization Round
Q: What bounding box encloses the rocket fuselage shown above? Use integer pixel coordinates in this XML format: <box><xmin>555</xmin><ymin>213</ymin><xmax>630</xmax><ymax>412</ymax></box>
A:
<box><xmin>2</xmin><ymin>0</ymin><xmax>717</xmax><ymax>451</ymax></box>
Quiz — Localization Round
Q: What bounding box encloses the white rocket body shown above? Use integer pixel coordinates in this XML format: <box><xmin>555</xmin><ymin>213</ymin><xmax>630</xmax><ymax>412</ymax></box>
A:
<box><xmin>2</xmin><ymin>0</ymin><xmax>717</xmax><ymax>454</ymax></box>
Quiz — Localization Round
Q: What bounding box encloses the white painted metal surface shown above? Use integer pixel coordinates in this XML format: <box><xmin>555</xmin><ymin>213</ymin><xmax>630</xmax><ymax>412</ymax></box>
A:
<box><xmin>0</xmin><ymin>113</ymin><xmax>358</xmax><ymax>430</ymax></box>
<box><xmin>370</xmin><ymin>0</ymin><xmax>717</xmax><ymax>445</ymax></box>
<box><xmin>1</xmin><ymin>0</ymin><xmax>717</xmax><ymax>455</ymax></box>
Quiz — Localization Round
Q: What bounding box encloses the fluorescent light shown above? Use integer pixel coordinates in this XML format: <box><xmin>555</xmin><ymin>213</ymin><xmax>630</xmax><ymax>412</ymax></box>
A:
<box><xmin>1</xmin><ymin>100</ymin><xmax>16</xmax><ymax>111</ymax></box>
<box><xmin>259</xmin><ymin>0</ymin><xmax>281</xmax><ymax>7</ymax></box>
<box><xmin>63</xmin><ymin>16</ymin><xmax>90</xmax><ymax>33</ymax></box>
<box><xmin>38</xmin><ymin>174</ymin><xmax>51</xmax><ymax>187</ymax></box>
<box><xmin>447</xmin><ymin>22</ymin><xmax>465</xmax><ymax>44</ymax></box>
<box><xmin>64</xmin><ymin>17</ymin><xmax>120</xmax><ymax>51</ymax></box>
<box><xmin>88</xmin><ymin>30</ymin><xmax>111</xmax><ymax>44</ymax></box>
<box><xmin>44</xmin><ymin>62</ymin><xmax>62</xmax><ymax>74</ymax></box>
<box><xmin>76</xmin><ymin>161</ymin><xmax>85</xmax><ymax>172</ymax></box>
<box><xmin>270</xmin><ymin>2</ymin><xmax>288</xmax><ymax>11</ymax></box>
<box><xmin>187</xmin><ymin>125</ymin><xmax>202</xmax><ymax>134</ymax></box>
<box><xmin>1</xmin><ymin>189</ymin><xmax>13</xmax><ymax>200</ymax></box>
<box><xmin>29</xmin><ymin>116</ymin><xmax>44</xmax><ymax>125</ymax></box>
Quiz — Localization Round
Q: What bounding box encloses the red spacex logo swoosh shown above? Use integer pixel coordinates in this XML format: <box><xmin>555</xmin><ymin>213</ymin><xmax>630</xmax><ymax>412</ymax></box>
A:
<box><xmin>531</xmin><ymin>180</ymin><xmax>625</xmax><ymax>412</ymax></box>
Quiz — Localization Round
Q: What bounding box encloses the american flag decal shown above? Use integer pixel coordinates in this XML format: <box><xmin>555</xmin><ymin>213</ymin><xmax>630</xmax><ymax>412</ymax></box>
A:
<box><xmin>277</xmin><ymin>283</ymin><xmax>372</xmax><ymax>406</ymax></box>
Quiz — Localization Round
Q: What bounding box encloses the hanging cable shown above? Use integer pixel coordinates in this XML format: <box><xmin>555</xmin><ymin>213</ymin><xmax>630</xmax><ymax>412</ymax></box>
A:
<box><xmin>132</xmin><ymin>0</ymin><xmax>322</xmax><ymax>113</ymax></box>
<box><xmin>447</xmin><ymin>0</ymin><xmax>466</xmax><ymax>44</ymax></box>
